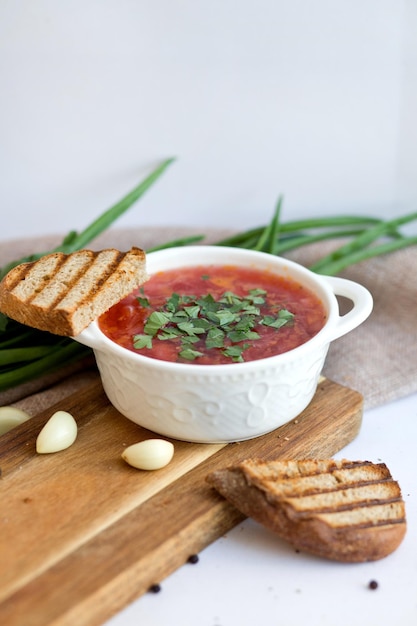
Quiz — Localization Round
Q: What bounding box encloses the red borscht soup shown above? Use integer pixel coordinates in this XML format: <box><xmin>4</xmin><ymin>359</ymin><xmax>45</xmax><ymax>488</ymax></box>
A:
<box><xmin>99</xmin><ymin>265</ymin><xmax>327</xmax><ymax>365</ymax></box>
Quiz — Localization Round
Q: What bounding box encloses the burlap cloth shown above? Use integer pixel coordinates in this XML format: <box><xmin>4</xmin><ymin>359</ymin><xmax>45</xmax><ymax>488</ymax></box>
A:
<box><xmin>1</xmin><ymin>227</ymin><xmax>416</xmax><ymax>416</ymax></box>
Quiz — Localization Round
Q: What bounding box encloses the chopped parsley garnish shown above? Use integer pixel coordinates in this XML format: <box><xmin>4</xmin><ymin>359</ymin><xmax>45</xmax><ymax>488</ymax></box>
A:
<box><xmin>133</xmin><ymin>289</ymin><xmax>294</xmax><ymax>363</ymax></box>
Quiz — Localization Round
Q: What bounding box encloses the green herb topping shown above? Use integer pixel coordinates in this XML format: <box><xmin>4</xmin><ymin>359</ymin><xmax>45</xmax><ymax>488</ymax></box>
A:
<box><xmin>133</xmin><ymin>289</ymin><xmax>294</xmax><ymax>363</ymax></box>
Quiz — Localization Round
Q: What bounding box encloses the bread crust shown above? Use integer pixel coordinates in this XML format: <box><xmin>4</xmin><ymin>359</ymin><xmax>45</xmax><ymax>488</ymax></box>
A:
<box><xmin>0</xmin><ymin>247</ymin><xmax>147</xmax><ymax>336</ymax></box>
<box><xmin>206</xmin><ymin>460</ymin><xmax>407</xmax><ymax>562</ymax></box>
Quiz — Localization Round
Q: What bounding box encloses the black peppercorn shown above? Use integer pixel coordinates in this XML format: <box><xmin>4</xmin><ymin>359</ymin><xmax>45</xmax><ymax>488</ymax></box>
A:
<box><xmin>187</xmin><ymin>554</ymin><xmax>199</xmax><ymax>564</ymax></box>
<box><xmin>368</xmin><ymin>580</ymin><xmax>378</xmax><ymax>590</ymax></box>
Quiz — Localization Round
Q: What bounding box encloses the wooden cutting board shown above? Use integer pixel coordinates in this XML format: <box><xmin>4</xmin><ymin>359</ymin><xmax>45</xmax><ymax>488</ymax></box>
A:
<box><xmin>0</xmin><ymin>377</ymin><xmax>363</xmax><ymax>626</ymax></box>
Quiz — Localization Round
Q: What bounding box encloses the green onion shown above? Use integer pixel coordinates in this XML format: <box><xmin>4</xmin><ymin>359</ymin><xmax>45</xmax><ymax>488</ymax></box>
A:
<box><xmin>0</xmin><ymin>157</ymin><xmax>175</xmax><ymax>281</ymax></box>
<box><xmin>310</xmin><ymin>234</ymin><xmax>417</xmax><ymax>275</ymax></box>
<box><xmin>215</xmin><ymin>215</ymin><xmax>385</xmax><ymax>248</ymax></box>
<box><xmin>253</xmin><ymin>195</ymin><xmax>283</xmax><ymax>253</ymax></box>
<box><xmin>309</xmin><ymin>212</ymin><xmax>417</xmax><ymax>274</ymax></box>
<box><xmin>0</xmin><ymin>341</ymin><xmax>91</xmax><ymax>390</ymax></box>
<box><xmin>215</xmin><ymin>209</ymin><xmax>417</xmax><ymax>275</ymax></box>
<box><xmin>0</xmin><ymin>159</ymin><xmax>174</xmax><ymax>392</ymax></box>
<box><xmin>0</xmin><ymin>346</ymin><xmax>57</xmax><ymax>367</ymax></box>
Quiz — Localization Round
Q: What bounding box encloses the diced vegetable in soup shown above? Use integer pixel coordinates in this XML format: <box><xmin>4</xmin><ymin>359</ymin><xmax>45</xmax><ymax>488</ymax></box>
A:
<box><xmin>98</xmin><ymin>265</ymin><xmax>327</xmax><ymax>365</ymax></box>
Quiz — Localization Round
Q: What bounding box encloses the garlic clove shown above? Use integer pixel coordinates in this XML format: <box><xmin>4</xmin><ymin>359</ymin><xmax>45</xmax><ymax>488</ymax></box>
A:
<box><xmin>36</xmin><ymin>410</ymin><xmax>78</xmax><ymax>454</ymax></box>
<box><xmin>0</xmin><ymin>406</ymin><xmax>31</xmax><ymax>435</ymax></box>
<box><xmin>122</xmin><ymin>438</ymin><xmax>174</xmax><ymax>470</ymax></box>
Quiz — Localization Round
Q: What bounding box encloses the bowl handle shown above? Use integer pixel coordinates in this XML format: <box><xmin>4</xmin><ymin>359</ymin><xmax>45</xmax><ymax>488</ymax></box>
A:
<box><xmin>71</xmin><ymin>324</ymin><xmax>105</xmax><ymax>350</ymax></box>
<box><xmin>321</xmin><ymin>275</ymin><xmax>373</xmax><ymax>341</ymax></box>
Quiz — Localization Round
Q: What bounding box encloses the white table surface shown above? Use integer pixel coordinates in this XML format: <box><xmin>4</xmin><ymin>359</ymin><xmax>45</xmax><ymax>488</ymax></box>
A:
<box><xmin>104</xmin><ymin>392</ymin><xmax>417</xmax><ymax>626</ymax></box>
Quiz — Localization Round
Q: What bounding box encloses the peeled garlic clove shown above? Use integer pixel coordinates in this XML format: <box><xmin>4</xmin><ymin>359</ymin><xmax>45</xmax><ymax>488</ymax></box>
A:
<box><xmin>0</xmin><ymin>406</ymin><xmax>31</xmax><ymax>435</ymax></box>
<box><xmin>36</xmin><ymin>410</ymin><xmax>77</xmax><ymax>454</ymax></box>
<box><xmin>122</xmin><ymin>438</ymin><xmax>174</xmax><ymax>470</ymax></box>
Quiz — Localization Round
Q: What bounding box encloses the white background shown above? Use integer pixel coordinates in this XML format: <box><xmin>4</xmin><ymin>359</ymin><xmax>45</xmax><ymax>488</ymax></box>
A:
<box><xmin>1</xmin><ymin>0</ymin><xmax>417</xmax><ymax>242</ymax></box>
<box><xmin>1</xmin><ymin>5</ymin><xmax>417</xmax><ymax>624</ymax></box>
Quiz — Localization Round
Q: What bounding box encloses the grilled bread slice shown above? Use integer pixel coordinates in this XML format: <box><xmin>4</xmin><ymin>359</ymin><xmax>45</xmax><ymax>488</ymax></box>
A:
<box><xmin>207</xmin><ymin>458</ymin><xmax>406</xmax><ymax>562</ymax></box>
<box><xmin>0</xmin><ymin>247</ymin><xmax>147</xmax><ymax>336</ymax></box>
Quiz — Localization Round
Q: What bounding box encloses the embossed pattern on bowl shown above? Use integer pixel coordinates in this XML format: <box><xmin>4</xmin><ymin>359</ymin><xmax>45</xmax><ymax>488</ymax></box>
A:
<box><xmin>75</xmin><ymin>246</ymin><xmax>373</xmax><ymax>443</ymax></box>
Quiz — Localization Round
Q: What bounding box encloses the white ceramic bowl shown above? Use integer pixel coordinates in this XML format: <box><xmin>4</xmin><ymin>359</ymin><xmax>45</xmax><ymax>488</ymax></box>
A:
<box><xmin>74</xmin><ymin>246</ymin><xmax>373</xmax><ymax>443</ymax></box>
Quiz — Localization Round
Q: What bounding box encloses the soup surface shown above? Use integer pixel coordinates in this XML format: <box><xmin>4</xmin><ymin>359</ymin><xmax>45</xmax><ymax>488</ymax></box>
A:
<box><xmin>99</xmin><ymin>264</ymin><xmax>327</xmax><ymax>365</ymax></box>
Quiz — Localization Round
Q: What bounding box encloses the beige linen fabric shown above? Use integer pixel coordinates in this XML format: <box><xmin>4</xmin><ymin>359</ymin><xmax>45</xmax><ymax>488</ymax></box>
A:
<box><xmin>1</xmin><ymin>227</ymin><xmax>416</xmax><ymax>414</ymax></box>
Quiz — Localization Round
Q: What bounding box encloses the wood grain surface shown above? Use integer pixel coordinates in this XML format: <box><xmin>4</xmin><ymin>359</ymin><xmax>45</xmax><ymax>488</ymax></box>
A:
<box><xmin>0</xmin><ymin>377</ymin><xmax>363</xmax><ymax>626</ymax></box>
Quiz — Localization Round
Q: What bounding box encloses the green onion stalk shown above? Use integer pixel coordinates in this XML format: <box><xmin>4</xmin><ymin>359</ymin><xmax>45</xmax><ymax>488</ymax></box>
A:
<box><xmin>1</xmin><ymin>160</ymin><xmax>417</xmax><ymax>393</ymax></box>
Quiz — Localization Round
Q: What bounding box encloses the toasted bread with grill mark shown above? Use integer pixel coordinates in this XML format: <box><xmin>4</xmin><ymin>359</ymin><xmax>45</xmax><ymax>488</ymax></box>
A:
<box><xmin>207</xmin><ymin>458</ymin><xmax>406</xmax><ymax>562</ymax></box>
<box><xmin>0</xmin><ymin>247</ymin><xmax>147</xmax><ymax>336</ymax></box>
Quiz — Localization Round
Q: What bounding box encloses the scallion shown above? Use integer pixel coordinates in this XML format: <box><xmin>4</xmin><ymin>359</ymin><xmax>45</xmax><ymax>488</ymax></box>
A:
<box><xmin>0</xmin><ymin>159</ymin><xmax>175</xmax><ymax>392</ymax></box>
